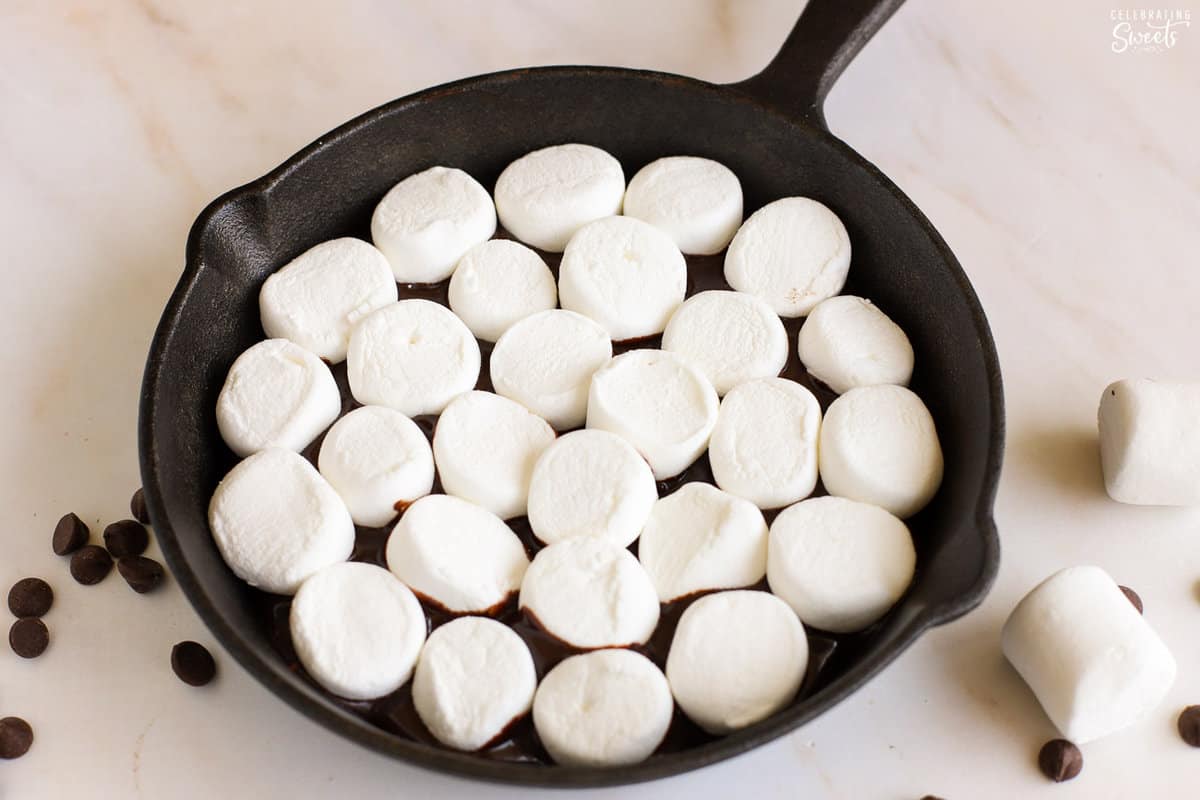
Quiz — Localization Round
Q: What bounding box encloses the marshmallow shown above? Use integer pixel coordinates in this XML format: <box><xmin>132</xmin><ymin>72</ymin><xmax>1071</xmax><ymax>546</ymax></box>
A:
<box><xmin>386</xmin><ymin>494</ymin><xmax>529</xmax><ymax>614</ymax></box>
<box><xmin>433</xmin><ymin>391</ymin><xmax>556</xmax><ymax>519</ymax></box>
<box><xmin>258</xmin><ymin>237</ymin><xmax>398</xmax><ymax>363</ymax></box>
<box><xmin>666</xmin><ymin>590</ymin><xmax>808</xmax><ymax>734</ymax></box>
<box><xmin>818</xmin><ymin>385</ymin><xmax>943</xmax><ymax>518</ymax></box>
<box><xmin>623</xmin><ymin>156</ymin><xmax>743</xmax><ymax>255</ymax></box>
<box><xmin>638</xmin><ymin>483</ymin><xmax>768</xmax><ymax>603</ymax></box>
<box><xmin>519</xmin><ymin>538</ymin><xmax>659</xmax><ymax>649</ymax></box>
<box><xmin>412</xmin><ymin>616</ymin><xmax>537</xmax><ymax>751</ymax></box>
<box><xmin>532</xmin><ymin>649</ymin><xmax>673</xmax><ymax>767</ymax></box>
<box><xmin>767</xmin><ymin>496</ymin><xmax>914</xmax><ymax>633</ymax></box>
<box><xmin>208</xmin><ymin>448</ymin><xmax>355</xmax><ymax>595</ymax></box>
<box><xmin>1002</xmin><ymin>565</ymin><xmax>1176</xmax><ymax>744</ymax></box>
<box><xmin>724</xmin><ymin>197</ymin><xmax>850</xmax><ymax>317</ymax></box>
<box><xmin>317</xmin><ymin>405</ymin><xmax>434</xmax><ymax>527</ymax></box>
<box><xmin>216</xmin><ymin>339</ymin><xmax>341</xmax><ymax>458</ymax></box>
<box><xmin>558</xmin><ymin>216</ymin><xmax>687</xmax><ymax>341</ymax></box>
<box><xmin>370</xmin><ymin>166</ymin><xmax>496</xmax><ymax>283</ymax></box>
<box><xmin>587</xmin><ymin>350</ymin><xmax>718</xmax><ymax>480</ymax></box>
<box><xmin>446</xmin><ymin>239</ymin><xmax>557</xmax><ymax>342</ymax></box>
<box><xmin>797</xmin><ymin>295</ymin><xmax>913</xmax><ymax>394</ymax></box>
<box><xmin>660</xmin><ymin>290</ymin><xmax>788</xmax><ymax>396</ymax></box>
<box><xmin>290</xmin><ymin>562</ymin><xmax>426</xmax><ymax>700</ymax></box>
<box><xmin>1098</xmin><ymin>379</ymin><xmax>1200</xmax><ymax>505</ymax></box>
<box><xmin>708</xmin><ymin>378</ymin><xmax>821</xmax><ymax>510</ymax></box>
<box><xmin>494</xmin><ymin>143</ymin><xmax>625</xmax><ymax>252</ymax></box>
<box><xmin>489</xmin><ymin>309</ymin><xmax>612</xmax><ymax>430</ymax></box>
<box><xmin>346</xmin><ymin>299</ymin><xmax>481</xmax><ymax>418</ymax></box>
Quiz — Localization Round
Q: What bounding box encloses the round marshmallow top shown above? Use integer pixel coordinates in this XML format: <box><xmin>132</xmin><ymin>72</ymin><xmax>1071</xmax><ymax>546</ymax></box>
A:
<box><xmin>797</xmin><ymin>295</ymin><xmax>913</xmax><ymax>394</ymax></box>
<box><xmin>622</xmin><ymin>156</ymin><xmax>743</xmax><ymax>255</ymax></box>
<box><xmin>447</xmin><ymin>239</ymin><xmax>557</xmax><ymax>342</ymax></box>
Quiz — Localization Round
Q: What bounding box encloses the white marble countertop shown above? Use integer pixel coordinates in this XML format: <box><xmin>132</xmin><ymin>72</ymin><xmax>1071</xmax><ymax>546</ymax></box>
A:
<box><xmin>2</xmin><ymin>1</ymin><xmax>1198</xmax><ymax>797</ymax></box>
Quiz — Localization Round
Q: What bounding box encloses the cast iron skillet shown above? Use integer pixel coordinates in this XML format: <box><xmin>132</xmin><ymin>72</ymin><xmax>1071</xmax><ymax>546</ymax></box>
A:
<box><xmin>139</xmin><ymin>0</ymin><xmax>1003</xmax><ymax>787</ymax></box>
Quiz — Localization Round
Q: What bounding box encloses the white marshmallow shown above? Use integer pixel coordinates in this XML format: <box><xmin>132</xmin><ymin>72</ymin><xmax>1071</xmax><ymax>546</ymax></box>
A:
<box><xmin>724</xmin><ymin>197</ymin><xmax>850</xmax><ymax>317</ymax></box>
<box><xmin>666</xmin><ymin>590</ymin><xmax>808</xmax><ymax>734</ymax></box>
<box><xmin>259</xmin><ymin>237</ymin><xmax>398</xmax><ymax>363</ymax></box>
<box><xmin>446</xmin><ymin>239</ymin><xmax>557</xmax><ymax>342</ymax></box>
<box><xmin>208</xmin><ymin>448</ymin><xmax>355</xmax><ymax>595</ymax></box>
<box><xmin>1002</xmin><ymin>565</ymin><xmax>1176</xmax><ymax>744</ymax></box>
<box><xmin>386</xmin><ymin>494</ymin><xmax>529</xmax><ymax>614</ymax></box>
<box><xmin>519</xmin><ymin>538</ymin><xmax>659</xmax><ymax>649</ymax></box>
<box><xmin>532</xmin><ymin>649</ymin><xmax>673</xmax><ymax>767</ymax></box>
<box><xmin>819</xmin><ymin>385</ymin><xmax>943</xmax><ymax>519</ymax></box>
<box><xmin>558</xmin><ymin>216</ymin><xmax>687</xmax><ymax>341</ymax></box>
<box><xmin>489</xmin><ymin>309</ymin><xmax>612</xmax><ymax>430</ymax></box>
<box><xmin>1098</xmin><ymin>379</ymin><xmax>1200</xmax><ymax>506</ymax></box>
<box><xmin>623</xmin><ymin>156</ymin><xmax>742</xmax><ymax>255</ymax></box>
<box><xmin>797</xmin><ymin>295</ymin><xmax>913</xmax><ymax>394</ymax></box>
<box><xmin>494</xmin><ymin>143</ymin><xmax>625</xmax><ymax>252</ymax></box>
<box><xmin>660</xmin><ymin>290</ymin><xmax>788</xmax><ymax>396</ymax></box>
<box><xmin>317</xmin><ymin>406</ymin><xmax>435</xmax><ymax>527</ymax></box>
<box><xmin>767</xmin><ymin>496</ymin><xmax>914</xmax><ymax>633</ymax></box>
<box><xmin>708</xmin><ymin>378</ymin><xmax>821</xmax><ymax>510</ymax></box>
<box><xmin>346</xmin><ymin>300</ymin><xmax>481</xmax><ymax>418</ymax></box>
<box><xmin>433</xmin><ymin>391</ymin><xmax>556</xmax><ymax>519</ymax></box>
<box><xmin>290</xmin><ymin>562</ymin><xmax>426</xmax><ymax>700</ymax></box>
<box><xmin>370</xmin><ymin>166</ymin><xmax>496</xmax><ymax>283</ymax></box>
<box><xmin>216</xmin><ymin>339</ymin><xmax>341</xmax><ymax>458</ymax></box>
<box><xmin>413</xmin><ymin>616</ymin><xmax>537</xmax><ymax>751</ymax></box>
<box><xmin>587</xmin><ymin>350</ymin><xmax>718</xmax><ymax>480</ymax></box>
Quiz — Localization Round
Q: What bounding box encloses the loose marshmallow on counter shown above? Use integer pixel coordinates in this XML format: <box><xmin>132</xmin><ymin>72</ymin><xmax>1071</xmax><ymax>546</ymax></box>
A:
<box><xmin>1002</xmin><ymin>565</ymin><xmax>1176</xmax><ymax>744</ymax></box>
<box><xmin>666</xmin><ymin>590</ymin><xmax>808</xmax><ymax>735</ymax></box>
<box><xmin>447</xmin><ymin>239</ymin><xmax>557</xmax><ymax>342</ymax></box>
<box><xmin>587</xmin><ymin>349</ymin><xmax>718</xmax><ymax>480</ymax></box>
<box><xmin>216</xmin><ymin>338</ymin><xmax>341</xmax><ymax>458</ymax></box>
<box><xmin>290</xmin><ymin>562</ymin><xmax>425</xmax><ymax>700</ymax></box>
<box><xmin>433</xmin><ymin>391</ymin><xmax>556</xmax><ymax>519</ymax></box>
<box><xmin>724</xmin><ymin>197</ymin><xmax>850</xmax><ymax>317</ymax></box>
<box><xmin>489</xmin><ymin>309</ymin><xmax>612</xmax><ymax>430</ymax></box>
<box><xmin>819</xmin><ymin>384</ymin><xmax>943</xmax><ymax>518</ymax></box>
<box><xmin>413</xmin><ymin>616</ymin><xmax>537</xmax><ymax>751</ymax></box>
<box><xmin>527</xmin><ymin>430</ymin><xmax>657</xmax><ymax>548</ymax></box>
<box><xmin>346</xmin><ymin>299</ymin><xmax>480</xmax><ymax>418</ymax></box>
<box><xmin>797</xmin><ymin>295</ymin><xmax>913</xmax><ymax>394</ymax></box>
<box><xmin>370</xmin><ymin>166</ymin><xmax>496</xmax><ymax>283</ymax></box>
<box><xmin>208</xmin><ymin>448</ymin><xmax>355</xmax><ymax>595</ymax></box>
<box><xmin>1098</xmin><ymin>379</ymin><xmax>1200</xmax><ymax>505</ymax></box>
<box><xmin>622</xmin><ymin>156</ymin><xmax>743</xmax><ymax>255</ymax></box>
<box><xmin>533</xmin><ymin>649</ymin><xmax>673</xmax><ymax>767</ymax></box>
<box><xmin>494</xmin><ymin>143</ymin><xmax>625</xmax><ymax>252</ymax></box>
<box><xmin>259</xmin><ymin>237</ymin><xmax>398</xmax><ymax>363</ymax></box>
<box><xmin>558</xmin><ymin>216</ymin><xmax>687</xmax><ymax>341</ymax></box>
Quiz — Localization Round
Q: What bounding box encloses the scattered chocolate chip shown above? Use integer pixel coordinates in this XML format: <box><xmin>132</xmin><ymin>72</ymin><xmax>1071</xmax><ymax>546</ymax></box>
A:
<box><xmin>9</xmin><ymin>618</ymin><xmax>49</xmax><ymax>659</ymax></box>
<box><xmin>1118</xmin><ymin>585</ymin><xmax>1143</xmax><ymax>614</ymax></box>
<box><xmin>0</xmin><ymin>716</ymin><xmax>33</xmax><ymax>759</ymax></box>
<box><xmin>919</xmin><ymin>796</ymin><xmax>946</xmax><ymax>800</ymax></box>
<box><xmin>171</xmin><ymin>641</ymin><xmax>216</xmax><ymax>687</ymax></box>
<box><xmin>117</xmin><ymin>556</ymin><xmax>165</xmax><ymax>594</ymax></box>
<box><xmin>1178</xmin><ymin>706</ymin><xmax>1200</xmax><ymax>747</ymax></box>
<box><xmin>103</xmin><ymin>519</ymin><xmax>149</xmax><ymax>558</ymax></box>
<box><xmin>52</xmin><ymin>512</ymin><xmax>89</xmax><ymax>556</ymax></box>
<box><xmin>69</xmin><ymin>545</ymin><xmax>113</xmax><ymax>585</ymax></box>
<box><xmin>8</xmin><ymin>577</ymin><xmax>53</xmax><ymax>618</ymax></box>
<box><xmin>1038</xmin><ymin>738</ymin><xmax>1082</xmax><ymax>782</ymax></box>
<box><xmin>130</xmin><ymin>487</ymin><xmax>150</xmax><ymax>524</ymax></box>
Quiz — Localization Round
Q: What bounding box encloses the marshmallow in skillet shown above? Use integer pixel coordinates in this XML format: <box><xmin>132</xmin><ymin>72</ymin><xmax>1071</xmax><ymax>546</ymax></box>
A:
<box><xmin>661</xmin><ymin>290</ymin><xmax>788</xmax><ymax>396</ymax></box>
<box><xmin>725</xmin><ymin>197</ymin><xmax>850</xmax><ymax>317</ymax></box>
<box><xmin>208</xmin><ymin>448</ymin><xmax>354</xmax><ymax>595</ymax></box>
<box><xmin>290</xmin><ymin>562</ymin><xmax>425</xmax><ymax>700</ymax></box>
<box><xmin>709</xmin><ymin>378</ymin><xmax>821</xmax><ymax>510</ymax></box>
<box><xmin>533</xmin><ymin>649</ymin><xmax>673</xmax><ymax>767</ymax></box>
<box><xmin>587</xmin><ymin>349</ymin><xmax>718</xmax><ymax>480</ymax></box>
<box><xmin>386</xmin><ymin>494</ymin><xmax>528</xmax><ymax>614</ymax></box>
<box><xmin>797</xmin><ymin>295</ymin><xmax>913</xmax><ymax>394</ymax></box>
<box><xmin>447</xmin><ymin>239</ymin><xmax>557</xmax><ymax>342</ymax></box>
<box><xmin>494</xmin><ymin>143</ymin><xmax>625</xmax><ymax>252</ymax></box>
<box><xmin>346</xmin><ymin>299</ymin><xmax>480</xmax><ymax>417</ymax></box>
<box><xmin>317</xmin><ymin>406</ymin><xmax>434</xmax><ymax>527</ymax></box>
<box><xmin>258</xmin><ymin>237</ymin><xmax>398</xmax><ymax>363</ymax></box>
<box><xmin>622</xmin><ymin>156</ymin><xmax>743</xmax><ymax>255</ymax></box>
<box><xmin>1098</xmin><ymin>379</ymin><xmax>1200</xmax><ymax>505</ymax></box>
<box><xmin>413</xmin><ymin>616</ymin><xmax>537</xmax><ymax>751</ymax></box>
<box><xmin>527</xmin><ymin>430</ymin><xmax>657</xmax><ymax>548</ymax></box>
<box><xmin>819</xmin><ymin>384</ymin><xmax>943</xmax><ymax>518</ymax></box>
<box><xmin>370</xmin><ymin>165</ymin><xmax>496</xmax><ymax>283</ymax></box>
<box><xmin>666</xmin><ymin>590</ymin><xmax>808</xmax><ymax>734</ymax></box>
<box><xmin>519</xmin><ymin>538</ymin><xmax>659</xmax><ymax>649</ymax></box>
<box><xmin>558</xmin><ymin>216</ymin><xmax>687</xmax><ymax>341</ymax></box>
<box><xmin>490</xmin><ymin>309</ymin><xmax>612</xmax><ymax>430</ymax></box>
<box><xmin>433</xmin><ymin>391</ymin><xmax>556</xmax><ymax>519</ymax></box>
<box><xmin>638</xmin><ymin>483</ymin><xmax>768</xmax><ymax>603</ymax></box>
<box><xmin>1002</xmin><ymin>565</ymin><xmax>1176</xmax><ymax>744</ymax></box>
<box><xmin>216</xmin><ymin>338</ymin><xmax>341</xmax><ymax>458</ymax></box>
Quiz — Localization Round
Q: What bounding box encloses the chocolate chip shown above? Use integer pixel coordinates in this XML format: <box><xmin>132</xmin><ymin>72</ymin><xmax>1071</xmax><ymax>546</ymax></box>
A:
<box><xmin>103</xmin><ymin>519</ymin><xmax>149</xmax><ymax>558</ymax></box>
<box><xmin>70</xmin><ymin>545</ymin><xmax>113</xmax><ymax>585</ymax></box>
<box><xmin>0</xmin><ymin>717</ymin><xmax>33</xmax><ymax>759</ymax></box>
<box><xmin>8</xmin><ymin>577</ymin><xmax>53</xmax><ymax>618</ymax></box>
<box><xmin>52</xmin><ymin>512</ymin><xmax>89</xmax><ymax>556</ymax></box>
<box><xmin>1038</xmin><ymin>738</ymin><xmax>1082</xmax><ymax>782</ymax></box>
<box><xmin>9</xmin><ymin>618</ymin><xmax>49</xmax><ymax>659</ymax></box>
<box><xmin>130</xmin><ymin>487</ymin><xmax>150</xmax><ymax>524</ymax></box>
<box><xmin>118</xmin><ymin>556</ymin><xmax>165</xmax><ymax>593</ymax></box>
<box><xmin>1178</xmin><ymin>706</ymin><xmax>1200</xmax><ymax>747</ymax></box>
<box><xmin>171</xmin><ymin>641</ymin><xmax>216</xmax><ymax>686</ymax></box>
<box><xmin>1119</xmin><ymin>585</ymin><xmax>1143</xmax><ymax>614</ymax></box>
<box><xmin>919</xmin><ymin>796</ymin><xmax>946</xmax><ymax>800</ymax></box>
